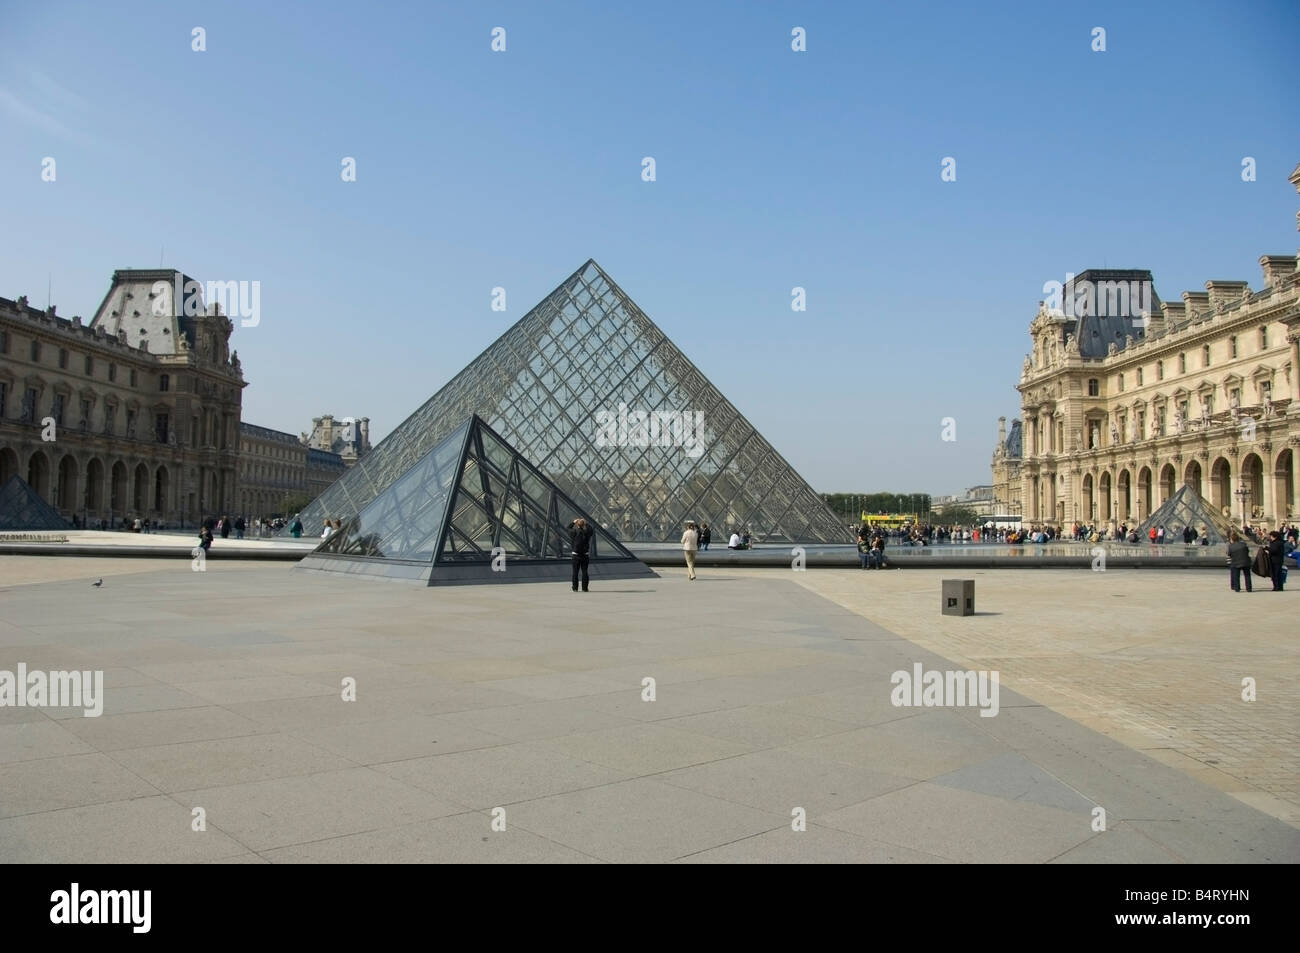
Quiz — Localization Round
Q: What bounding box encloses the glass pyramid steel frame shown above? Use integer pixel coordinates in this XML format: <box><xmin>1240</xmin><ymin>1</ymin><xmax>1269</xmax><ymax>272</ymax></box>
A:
<box><xmin>293</xmin><ymin>260</ymin><xmax>850</xmax><ymax>544</ymax></box>
<box><xmin>0</xmin><ymin>475</ymin><xmax>69</xmax><ymax>531</ymax></box>
<box><xmin>1138</xmin><ymin>483</ymin><xmax>1250</xmax><ymax>545</ymax></box>
<box><xmin>299</xmin><ymin>414</ymin><xmax>655</xmax><ymax>585</ymax></box>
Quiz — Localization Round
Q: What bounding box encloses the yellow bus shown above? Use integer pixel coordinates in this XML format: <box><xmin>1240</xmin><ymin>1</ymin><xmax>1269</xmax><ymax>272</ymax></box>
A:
<box><xmin>860</xmin><ymin>513</ymin><xmax>919</xmax><ymax>528</ymax></box>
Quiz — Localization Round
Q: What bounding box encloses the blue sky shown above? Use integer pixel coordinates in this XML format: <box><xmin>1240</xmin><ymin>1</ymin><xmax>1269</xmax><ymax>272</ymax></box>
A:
<box><xmin>2</xmin><ymin>0</ymin><xmax>1297</xmax><ymax>494</ymax></box>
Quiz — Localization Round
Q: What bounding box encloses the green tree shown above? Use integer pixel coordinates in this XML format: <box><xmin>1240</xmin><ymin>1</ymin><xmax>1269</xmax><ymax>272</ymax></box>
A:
<box><xmin>821</xmin><ymin>492</ymin><xmax>932</xmax><ymax>521</ymax></box>
<box><xmin>279</xmin><ymin>493</ymin><xmax>313</xmax><ymax>517</ymax></box>
<box><xmin>932</xmin><ymin>503</ymin><xmax>980</xmax><ymax>526</ymax></box>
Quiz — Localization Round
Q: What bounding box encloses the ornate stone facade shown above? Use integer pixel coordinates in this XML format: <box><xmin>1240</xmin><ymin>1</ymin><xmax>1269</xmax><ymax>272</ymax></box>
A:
<box><xmin>1000</xmin><ymin>165</ymin><xmax>1300</xmax><ymax>533</ymax></box>
<box><xmin>238</xmin><ymin>423</ymin><xmax>306</xmax><ymax>518</ymax></box>
<box><xmin>303</xmin><ymin>414</ymin><xmax>370</xmax><ymax>466</ymax></box>
<box><xmin>0</xmin><ymin>270</ymin><xmax>245</xmax><ymax>527</ymax></box>
<box><xmin>305</xmin><ymin>447</ymin><xmax>347</xmax><ymax>499</ymax></box>
<box><xmin>991</xmin><ymin>416</ymin><xmax>1023</xmax><ymax>516</ymax></box>
<box><xmin>238</xmin><ymin>425</ymin><xmax>346</xmax><ymax>517</ymax></box>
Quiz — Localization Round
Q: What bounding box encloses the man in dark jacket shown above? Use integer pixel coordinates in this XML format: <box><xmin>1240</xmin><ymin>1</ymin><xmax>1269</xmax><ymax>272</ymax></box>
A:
<box><xmin>568</xmin><ymin>518</ymin><xmax>593</xmax><ymax>592</ymax></box>
<box><xmin>1227</xmin><ymin>531</ymin><xmax>1252</xmax><ymax>592</ymax></box>
<box><xmin>1267</xmin><ymin>530</ymin><xmax>1286</xmax><ymax>591</ymax></box>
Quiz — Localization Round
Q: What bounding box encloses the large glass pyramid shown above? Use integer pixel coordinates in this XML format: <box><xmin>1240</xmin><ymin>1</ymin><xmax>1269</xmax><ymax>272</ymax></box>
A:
<box><xmin>292</xmin><ymin>260</ymin><xmax>850</xmax><ymax>543</ymax></box>
<box><xmin>0</xmin><ymin>475</ymin><xmax>69</xmax><ymax>531</ymax></box>
<box><xmin>299</xmin><ymin>414</ymin><xmax>655</xmax><ymax>585</ymax></box>
<box><xmin>1137</xmin><ymin>483</ymin><xmax>1244</xmax><ymax>545</ymax></box>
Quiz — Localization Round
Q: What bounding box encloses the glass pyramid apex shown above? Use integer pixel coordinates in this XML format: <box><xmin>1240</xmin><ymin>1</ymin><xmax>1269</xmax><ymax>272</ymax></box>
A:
<box><xmin>294</xmin><ymin>260</ymin><xmax>849</xmax><ymax>544</ymax></box>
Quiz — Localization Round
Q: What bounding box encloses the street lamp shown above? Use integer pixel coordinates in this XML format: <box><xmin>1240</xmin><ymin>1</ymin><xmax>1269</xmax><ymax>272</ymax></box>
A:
<box><xmin>1234</xmin><ymin>481</ymin><xmax>1250</xmax><ymax>530</ymax></box>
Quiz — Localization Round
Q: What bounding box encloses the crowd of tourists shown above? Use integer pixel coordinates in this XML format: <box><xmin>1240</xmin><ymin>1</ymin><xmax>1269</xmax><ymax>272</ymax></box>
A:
<box><xmin>191</xmin><ymin>514</ymin><xmax>312</xmax><ymax>551</ymax></box>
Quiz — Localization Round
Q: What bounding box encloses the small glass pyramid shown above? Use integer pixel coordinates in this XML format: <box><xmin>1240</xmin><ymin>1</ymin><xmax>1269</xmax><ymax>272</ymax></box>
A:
<box><xmin>302</xmin><ymin>415</ymin><xmax>654</xmax><ymax>585</ymax></box>
<box><xmin>1137</xmin><ymin>482</ymin><xmax>1244</xmax><ymax>545</ymax></box>
<box><xmin>0</xmin><ymin>475</ymin><xmax>69</xmax><ymax>531</ymax></box>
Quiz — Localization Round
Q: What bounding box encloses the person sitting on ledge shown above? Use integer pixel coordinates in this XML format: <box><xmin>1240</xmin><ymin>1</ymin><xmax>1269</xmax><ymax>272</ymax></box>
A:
<box><xmin>868</xmin><ymin>533</ymin><xmax>886</xmax><ymax>569</ymax></box>
<box><xmin>728</xmin><ymin>530</ymin><xmax>742</xmax><ymax>549</ymax></box>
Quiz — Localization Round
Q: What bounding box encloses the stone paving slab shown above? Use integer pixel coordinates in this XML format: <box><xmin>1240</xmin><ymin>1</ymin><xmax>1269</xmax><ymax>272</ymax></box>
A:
<box><xmin>758</xmin><ymin>567</ymin><xmax>1300</xmax><ymax>827</ymax></box>
<box><xmin>0</xmin><ymin>555</ymin><xmax>1296</xmax><ymax>863</ymax></box>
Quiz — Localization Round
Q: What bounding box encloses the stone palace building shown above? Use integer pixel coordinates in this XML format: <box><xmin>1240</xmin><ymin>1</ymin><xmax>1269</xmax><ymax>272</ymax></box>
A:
<box><xmin>994</xmin><ymin>164</ymin><xmax>1300</xmax><ymax>533</ymax></box>
<box><xmin>0</xmin><ymin>269</ymin><xmax>245</xmax><ymax>527</ymax></box>
<box><xmin>238</xmin><ymin>422</ymin><xmax>348</xmax><ymax>518</ymax></box>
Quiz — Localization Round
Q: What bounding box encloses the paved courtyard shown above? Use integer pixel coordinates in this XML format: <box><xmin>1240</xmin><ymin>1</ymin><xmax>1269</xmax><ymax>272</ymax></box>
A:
<box><xmin>1</xmin><ymin>556</ymin><xmax>1296</xmax><ymax>863</ymax></box>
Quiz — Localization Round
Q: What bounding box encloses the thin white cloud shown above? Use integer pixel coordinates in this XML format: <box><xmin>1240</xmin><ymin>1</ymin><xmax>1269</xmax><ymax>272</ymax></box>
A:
<box><xmin>0</xmin><ymin>70</ymin><xmax>101</xmax><ymax>147</ymax></box>
<box><xmin>28</xmin><ymin>70</ymin><xmax>90</xmax><ymax>112</ymax></box>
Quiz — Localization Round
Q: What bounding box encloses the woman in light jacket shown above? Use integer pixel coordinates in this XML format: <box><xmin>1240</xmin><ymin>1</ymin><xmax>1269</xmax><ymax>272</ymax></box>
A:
<box><xmin>681</xmin><ymin>521</ymin><xmax>700</xmax><ymax>580</ymax></box>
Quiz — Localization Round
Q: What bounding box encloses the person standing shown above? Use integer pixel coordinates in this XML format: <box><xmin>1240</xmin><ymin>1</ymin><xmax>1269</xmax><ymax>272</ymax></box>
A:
<box><xmin>568</xmin><ymin>518</ymin><xmax>593</xmax><ymax>592</ymax></box>
<box><xmin>1267</xmin><ymin>530</ymin><xmax>1286</xmax><ymax>591</ymax></box>
<box><xmin>699</xmin><ymin>523</ymin><xmax>711</xmax><ymax>551</ymax></box>
<box><xmin>681</xmin><ymin>521</ymin><xmax>700</xmax><ymax>580</ymax></box>
<box><xmin>1227</xmin><ymin>531</ymin><xmax>1252</xmax><ymax>592</ymax></box>
<box><xmin>857</xmin><ymin>530</ymin><xmax>871</xmax><ymax>569</ymax></box>
<box><xmin>235</xmin><ymin>515</ymin><xmax>245</xmax><ymax>540</ymax></box>
<box><xmin>220</xmin><ymin>515</ymin><xmax>231</xmax><ymax>539</ymax></box>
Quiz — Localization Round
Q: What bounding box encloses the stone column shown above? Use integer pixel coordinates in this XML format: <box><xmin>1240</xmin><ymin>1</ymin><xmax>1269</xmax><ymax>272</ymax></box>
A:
<box><xmin>1260</xmin><ymin>462</ymin><xmax>1274</xmax><ymax>524</ymax></box>
<box><xmin>1290</xmin><ymin>331</ymin><xmax>1300</xmax><ymax>404</ymax></box>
